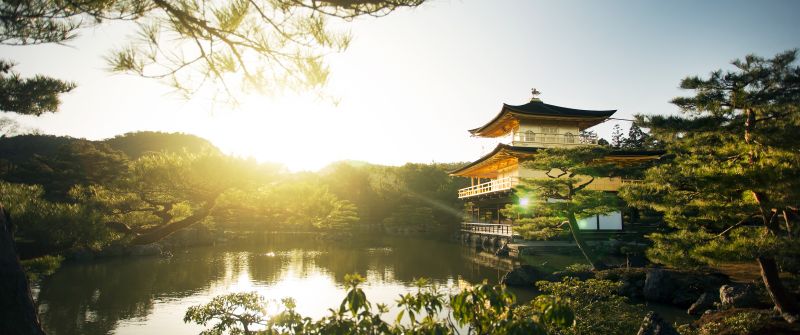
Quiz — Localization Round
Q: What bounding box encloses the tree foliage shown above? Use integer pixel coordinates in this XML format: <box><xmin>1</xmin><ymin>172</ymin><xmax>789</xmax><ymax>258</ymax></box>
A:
<box><xmin>0</xmin><ymin>181</ymin><xmax>112</xmax><ymax>256</ymax></box>
<box><xmin>4</xmin><ymin>139</ymin><xmax>129</xmax><ymax>200</ymax></box>
<box><xmin>72</xmin><ymin>151</ymin><xmax>271</xmax><ymax>244</ymax></box>
<box><xmin>610</xmin><ymin>124</ymin><xmax>624</xmax><ymax>148</ymax></box>
<box><xmin>217</xmin><ymin>178</ymin><xmax>360</xmax><ymax>231</ymax></box>
<box><xmin>0</xmin><ymin>132</ymin><xmax>467</xmax><ymax>251</ymax></box>
<box><xmin>621</xmin><ymin>123</ymin><xmax>657</xmax><ymax>150</ymax></box>
<box><xmin>185</xmin><ymin>274</ymin><xmax>575</xmax><ymax>335</ymax></box>
<box><xmin>0</xmin><ymin>60</ymin><xmax>75</xmax><ymax>115</ymax></box>
<box><xmin>536</xmin><ymin>277</ymin><xmax>645</xmax><ymax>335</ymax></box>
<box><xmin>606</xmin><ymin>122</ymin><xmax>658</xmax><ymax>150</ymax></box>
<box><xmin>0</xmin><ymin>0</ymin><xmax>424</xmax><ymax>100</ymax></box>
<box><xmin>505</xmin><ymin>146</ymin><xmax>631</xmax><ymax>269</ymax></box>
<box><xmin>620</xmin><ymin>49</ymin><xmax>800</xmax><ymax>320</ymax></box>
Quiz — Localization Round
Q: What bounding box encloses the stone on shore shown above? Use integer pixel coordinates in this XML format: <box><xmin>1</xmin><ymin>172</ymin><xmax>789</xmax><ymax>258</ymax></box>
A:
<box><xmin>719</xmin><ymin>284</ymin><xmax>767</xmax><ymax>309</ymax></box>
<box><xmin>501</xmin><ymin>265</ymin><xmax>547</xmax><ymax>287</ymax></box>
<box><xmin>636</xmin><ymin>312</ymin><xmax>680</xmax><ymax>335</ymax></box>
<box><xmin>687</xmin><ymin>292</ymin><xmax>718</xmax><ymax>315</ymax></box>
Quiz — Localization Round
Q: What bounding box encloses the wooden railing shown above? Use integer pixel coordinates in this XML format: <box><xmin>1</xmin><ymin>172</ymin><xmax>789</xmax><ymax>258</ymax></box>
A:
<box><xmin>461</xmin><ymin>223</ymin><xmax>513</xmax><ymax>237</ymax></box>
<box><xmin>511</xmin><ymin>131</ymin><xmax>598</xmax><ymax>146</ymax></box>
<box><xmin>457</xmin><ymin>177</ymin><xmax>518</xmax><ymax>198</ymax></box>
<box><xmin>458</xmin><ymin>177</ymin><xmax>642</xmax><ymax>198</ymax></box>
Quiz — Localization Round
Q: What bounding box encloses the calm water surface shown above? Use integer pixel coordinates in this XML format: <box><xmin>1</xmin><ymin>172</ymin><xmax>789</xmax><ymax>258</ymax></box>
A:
<box><xmin>35</xmin><ymin>233</ymin><xmax>588</xmax><ymax>335</ymax></box>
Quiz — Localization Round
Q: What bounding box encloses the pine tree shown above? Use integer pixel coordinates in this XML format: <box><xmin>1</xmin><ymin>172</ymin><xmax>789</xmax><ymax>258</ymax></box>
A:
<box><xmin>0</xmin><ymin>62</ymin><xmax>74</xmax><ymax>335</ymax></box>
<box><xmin>621</xmin><ymin>123</ymin><xmax>655</xmax><ymax>149</ymax></box>
<box><xmin>508</xmin><ymin>147</ymin><xmax>641</xmax><ymax>270</ymax></box>
<box><xmin>0</xmin><ymin>61</ymin><xmax>74</xmax><ymax>115</ymax></box>
<box><xmin>610</xmin><ymin>124</ymin><xmax>624</xmax><ymax>149</ymax></box>
<box><xmin>621</xmin><ymin>50</ymin><xmax>800</xmax><ymax>322</ymax></box>
<box><xmin>1</xmin><ymin>0</ymin><xmax>425</xmax><ymax>100</ymax></box>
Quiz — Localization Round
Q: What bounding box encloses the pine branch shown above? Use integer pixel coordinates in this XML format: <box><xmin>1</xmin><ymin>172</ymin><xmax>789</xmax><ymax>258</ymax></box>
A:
<box><xmin>712</xmin><ymin>213</ymin><xmax>759</xmax><ymax>239</ymax></box>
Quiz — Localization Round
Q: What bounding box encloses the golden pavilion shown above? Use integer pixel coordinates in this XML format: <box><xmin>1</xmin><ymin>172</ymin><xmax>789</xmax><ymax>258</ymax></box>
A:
<box><xmin>450</xmin><ymin>90</ymin><xmax>659</xmax><ymax>231</ymax></box>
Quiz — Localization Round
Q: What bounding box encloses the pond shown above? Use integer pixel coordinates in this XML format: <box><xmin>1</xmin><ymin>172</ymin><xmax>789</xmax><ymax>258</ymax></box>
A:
<box><xmin>33</xmin><ymin>233</ymin><xmax>606</xmax><ymax>334</ymax></box>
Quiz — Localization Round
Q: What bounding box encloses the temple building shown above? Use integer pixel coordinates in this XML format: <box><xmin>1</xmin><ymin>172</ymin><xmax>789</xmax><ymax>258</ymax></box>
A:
<box><xmin>450</xmin><ymin>91</ymin><xmax>659</xmax><ymax>231</ymax></box>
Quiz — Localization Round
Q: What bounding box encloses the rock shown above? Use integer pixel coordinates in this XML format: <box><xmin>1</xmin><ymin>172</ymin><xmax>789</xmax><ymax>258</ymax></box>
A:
<box><xmin>687</xmin><ymin>292</ymin><xmax>718</xmax><ymax>315</ymax></box>
<box><xmin>719</xmin><ymin>284</ymin><xmax>764</xmax><ymax>309</ymax></box>
<box><xmin>643</xmin><ymin>269</ymin><xmax>669</xmax><ymax>301</ymax></box>
<box><xmin>643</xmin><ymin>269</ymin><xmax>729</xmax><ymax>307</ymax></box>
<box><xmin>501</xmin><ymin>265</ymin><xmax>546</xmax><ymax>287</ymax></box>
<box><xmin>627</xmin><ymin>254</ymin><xmax>649</xmax><ymax>267</ymax></box>
<box><xmin>494</xmin><ymin>244</ymin><xmax>509</xmax><ymax>257</ymax></box>
<box><xmin>636</xmin><ymin>311</ymin><xmax>680</xmax><ymax>335</ymax></box>
<box><xmin>596</xmin><ymin>267</ymin><xmax>647</xmax><ymax>300</ymax></box>
<box><xmin>128</xmin><ymin>243</ymin><xmax>162</xmax><ymax>257</ymax></box>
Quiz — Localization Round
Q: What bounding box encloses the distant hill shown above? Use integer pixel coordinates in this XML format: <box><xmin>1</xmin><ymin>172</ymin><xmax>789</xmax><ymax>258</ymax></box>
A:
<box><xmin>0</xmin><ymin>131</ymin><xmax>222</xmax><ymax>200</ymax></box>
<box><xmin>0</xmin><ymin>134</ymin><xmax>76</xmax><ymax>164</ymax></box>
<box><xmin>0</xmin><ymin>131</ymin><xmax>221</xmax><ymax>164</ymax></box>
<box><xmin>103</xmin><ymin>131</ymin><xmax>221</xmax><ymax>159</ymax></box>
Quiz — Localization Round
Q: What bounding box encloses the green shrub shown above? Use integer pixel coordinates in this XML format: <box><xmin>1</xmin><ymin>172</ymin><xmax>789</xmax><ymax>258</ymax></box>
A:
<box><xmin>185</xmin><ymin>274</ymin><xmax>575</xmax><ymax>334</ymax></box>
<box><xmin>20</xmin><ymin>255</ymin><xmax>64</xmax><ymax>281</ymax></box>
<box><xmin>679</xmin><ymin>309</ymin><xmax>774</xmax><ymax>335</ymax></box>
<box><xmin>537</xmin><ymin>277</ymin><xmax>645</xmax><ymax>335</ymax></box>
<box><xmin>563</xmin><ymin>263</ymin><xmax>593</xmax><ymax>273</ymax></box>
<box><xmin>0</xmin><ymin>182</ymin><xmax>114</xmax><ymax>254</ymax></box>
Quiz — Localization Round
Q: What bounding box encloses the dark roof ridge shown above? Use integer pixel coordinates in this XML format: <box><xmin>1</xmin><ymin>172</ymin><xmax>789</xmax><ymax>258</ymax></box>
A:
<box><xmin>503</xmin><ymin>100</ymin><xmax>616</xmax><ymax>117</ymax></box>
<box><xmin>469</xmin><ymin>100</ymin><xmax>617</xmax><ymax>136</ymax></box>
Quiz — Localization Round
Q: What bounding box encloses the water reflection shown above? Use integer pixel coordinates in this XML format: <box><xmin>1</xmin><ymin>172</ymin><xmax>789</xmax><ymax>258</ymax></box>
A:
<box><xmin>37</xmin><ymin>234</ymin><xmax>584</xmax><ymax>335</ymax></box>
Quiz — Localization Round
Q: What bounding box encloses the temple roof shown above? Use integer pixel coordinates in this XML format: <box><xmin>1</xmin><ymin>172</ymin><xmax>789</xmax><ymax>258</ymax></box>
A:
<box><xmin>469</xmin><ymin>100</ymin><xmax>617</xmax><ymax>137</ymax></box>
<box><xmin>449</xmin><ymin>143</ymin><xmax>664</xmax><ymax>178</ymax></box>
<box><xmin>449</xmin><ymin>144</ymin><xmax>538</xmax><ymax>177</ymax></box>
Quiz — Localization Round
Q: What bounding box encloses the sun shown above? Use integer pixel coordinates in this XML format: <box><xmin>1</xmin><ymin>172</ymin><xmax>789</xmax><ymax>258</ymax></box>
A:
<box><xmin>199</xmin><ymin>94</ymin><xmax>351</xmax><ymax>171</ymax></box>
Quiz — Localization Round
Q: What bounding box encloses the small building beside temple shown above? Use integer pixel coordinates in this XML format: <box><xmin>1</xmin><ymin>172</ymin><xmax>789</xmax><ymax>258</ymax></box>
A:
<box><xmin>450</xmin><ymin>91</ymin><xmax>659</xmax><ymax>232</ymax></box>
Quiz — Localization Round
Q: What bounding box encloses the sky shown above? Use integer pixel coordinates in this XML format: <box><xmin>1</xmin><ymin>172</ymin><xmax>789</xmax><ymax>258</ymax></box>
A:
<box><xmin>3</xmin><ymin>0</ymin><xmax>800</xmax><ymax>171</ymax></box>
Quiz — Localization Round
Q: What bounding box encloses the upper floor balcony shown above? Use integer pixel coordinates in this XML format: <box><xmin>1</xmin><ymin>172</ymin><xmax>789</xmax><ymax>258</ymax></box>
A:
<box><xmin>509</xmin><ymin>131</ymin><xmax>598</xmax><ymax>148</ymax></box>
<box><xmin>457</xmin><ymin>175</ymin><xmax>642</xmax><ymax>199</ymax></box>
<box><xmin>458</xmin><ymin>177</ymin><xmax>518</xmax><ymax>199</ymax></box>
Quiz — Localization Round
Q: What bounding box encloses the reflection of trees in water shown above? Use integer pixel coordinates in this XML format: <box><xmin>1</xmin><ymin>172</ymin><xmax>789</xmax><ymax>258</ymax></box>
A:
<box><xmin>36</xmin><ymin>234</ymin><xmax>542</xmax><ymax>334</ymax></box>
<box><xmin>37</xmin><ymin>250</ymin><xmax>227</xmax><ymax>335</ymax></box>
<box><xmin>246</xmin><ymin>234</ymin><xmax>514</xmax><ymax>286</ymax></box>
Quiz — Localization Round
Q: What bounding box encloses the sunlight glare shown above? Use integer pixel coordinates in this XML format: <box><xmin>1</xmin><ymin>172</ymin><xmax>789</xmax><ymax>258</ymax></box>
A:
<box><xmin>203</xmin><ymin>94</ymin><xmax>349</xmax><ymax>171</ymax></box>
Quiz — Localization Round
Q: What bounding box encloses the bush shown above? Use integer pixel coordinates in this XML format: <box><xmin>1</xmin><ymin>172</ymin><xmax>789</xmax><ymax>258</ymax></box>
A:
<box><xmin>563</xmin><ymin>263</ymin><xmax>593</xmax><ymax>273</ymax></box>
<box><xmin>20</xmin><ymin>255</ymin><xmax>64</xmax><ymax>282</ymax></box>
<box><xmin>185</xmin><ymin>274</ymin><xmax>575</xmax><ymax>334</ymax></box>
<box><xmin>0</xmin><ymin>182</ymin><xmax>113</xmax><ymax>255</ymax></box>
<box><xmin>536</xmin><ymin>277</ymin><xmax>646</xmax><ymax>335</ymax></box>
<box><xmin>678</xmin><ymin>308</ymin><xmax>779</xmax><ymax>335</ymax></box>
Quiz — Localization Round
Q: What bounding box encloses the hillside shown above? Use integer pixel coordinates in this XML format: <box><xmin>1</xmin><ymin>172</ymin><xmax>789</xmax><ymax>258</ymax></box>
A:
<box><xmin>103</xmin><ymin>131</ymin><xmax>221</xmax><ymax>158</ymax></box>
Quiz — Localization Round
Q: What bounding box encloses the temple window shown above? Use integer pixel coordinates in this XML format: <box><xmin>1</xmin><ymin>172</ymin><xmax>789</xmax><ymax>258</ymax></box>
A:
<box><xmin>524</xmin><ymin>130</ymin><xmax>535</xmax><ymax>142</ymax></box>
<box><xmin>541</xmin><ymin>126</ymin><xmax>558</xmax><ymax>134</ymax></box>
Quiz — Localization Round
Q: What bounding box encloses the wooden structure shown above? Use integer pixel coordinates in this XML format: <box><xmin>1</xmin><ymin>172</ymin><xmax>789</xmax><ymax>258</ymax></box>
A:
<box><xmin>451</xmin><ymin>91</ymin><xmax>661</xmax><ymax>236</ymax></box>
<box><xmin>459</xmin><ymin>223</ymin><xmax>513</xmax><ymax>253</ymax></box>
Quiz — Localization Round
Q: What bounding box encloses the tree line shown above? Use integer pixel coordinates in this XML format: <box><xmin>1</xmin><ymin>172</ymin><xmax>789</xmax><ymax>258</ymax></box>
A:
<box><xmin>0</xmin><ymin>131</ymin><xmax>469</xmax><ymax>259</ymax></box>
